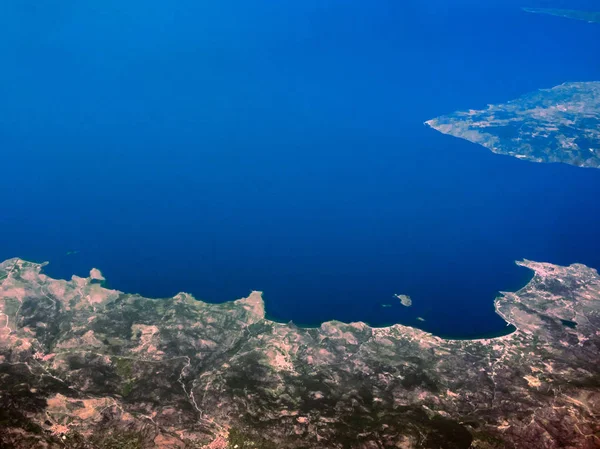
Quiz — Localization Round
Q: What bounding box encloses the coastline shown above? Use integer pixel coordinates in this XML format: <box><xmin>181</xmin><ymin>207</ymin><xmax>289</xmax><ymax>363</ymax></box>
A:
<box><xmin>10</xmin><ymin>257</ymin><xmax>545</xmax><ymax>343</ymax></box>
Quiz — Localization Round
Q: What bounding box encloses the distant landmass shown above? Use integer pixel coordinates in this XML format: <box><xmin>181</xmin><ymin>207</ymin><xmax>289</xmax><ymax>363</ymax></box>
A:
<box><xmin>426</xmin><ymin>81</ymin><xmax>600</xmax><ymax>168</ymax></box>
<box><xmin>1</xmin><ymin>258</ymin><xmax>599</xmax><ymax>448</ymax></box>
<box><xmin>523</xmin><ymin>7</ymin><xmax>600</xmax><ymax>24</ymax></box>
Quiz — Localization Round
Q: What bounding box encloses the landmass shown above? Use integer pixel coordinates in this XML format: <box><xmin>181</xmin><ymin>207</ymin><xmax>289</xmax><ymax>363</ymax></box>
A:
<box><xmin>523</xmin><ymin>7</ymin><xmax>600</xmax><ymax>24</ymax></box>
<box><xmin>426</xmin><ymin>81</ymin><xmax>600</xmax><ymax>168</ymax></box>
<box><xmin>395</xmin><ymin>294</ymin><xmax>413</xmax><ymax>307</ymax></box>
<box><xmin>1</xmin><ymin>258</ymin><xmax>600</xmax><ymax>448</ymax></box>
<box><xmin>89</xmin><ymin>268</ymin><xmax>105</xmax><ymax>282</ymax></box>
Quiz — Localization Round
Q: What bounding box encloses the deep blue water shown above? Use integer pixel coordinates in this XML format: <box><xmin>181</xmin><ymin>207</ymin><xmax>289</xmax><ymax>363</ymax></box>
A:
<box><xmin>1</xmin><ymin>0</ymin><xmax>599</xmax><ymax>338</ymax></box>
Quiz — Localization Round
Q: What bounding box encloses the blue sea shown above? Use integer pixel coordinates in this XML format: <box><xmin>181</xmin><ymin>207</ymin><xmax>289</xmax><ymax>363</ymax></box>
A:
<box><xmin>1</xmin><ymin>0</ymin><xmax>599</xmax><ymax>338</ymax></box>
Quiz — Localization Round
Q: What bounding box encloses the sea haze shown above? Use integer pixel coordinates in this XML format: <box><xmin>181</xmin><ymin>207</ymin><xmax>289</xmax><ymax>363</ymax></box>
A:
<box><xmin>1</xmin><ymin>0</ymin><xmax>599</xmax><ymax>337</ymax></box>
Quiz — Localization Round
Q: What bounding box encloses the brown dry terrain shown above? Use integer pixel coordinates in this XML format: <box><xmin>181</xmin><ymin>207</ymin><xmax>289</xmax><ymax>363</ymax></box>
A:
<box><xmin>1</xmin><ymin>258</ymin><xmax>599</xmax><ymax>448</ymax></box>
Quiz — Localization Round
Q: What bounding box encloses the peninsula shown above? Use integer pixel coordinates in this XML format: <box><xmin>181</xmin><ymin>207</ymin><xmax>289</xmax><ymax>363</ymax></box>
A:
<box><xmin>426</xmin><ymin>82</ymin><xmax>600</xmax><ymax>169</ymax></box>
<box><xmin>523</xmin><ymin>7</ymin><xmax>600</xmax><ymax>24</ymax></box>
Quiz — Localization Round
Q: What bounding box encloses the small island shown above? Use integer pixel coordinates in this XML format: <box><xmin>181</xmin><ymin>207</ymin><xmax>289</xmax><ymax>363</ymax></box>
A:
<box><xmin>394</xmin><ymin>293</ymin><xmax>413</xmax><ymax>307</ymax></box>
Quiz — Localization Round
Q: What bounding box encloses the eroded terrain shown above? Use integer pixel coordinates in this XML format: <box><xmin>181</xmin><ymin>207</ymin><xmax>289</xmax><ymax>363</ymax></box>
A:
<box><xmin>426</xmin><ymin>81</ymin><xmax>600</xmax><ymax>168</ymax></box>
<box><xmin>1</xmin><ymin>258</ymin><xmax>599</xmax><ymax>448</ymax></box>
